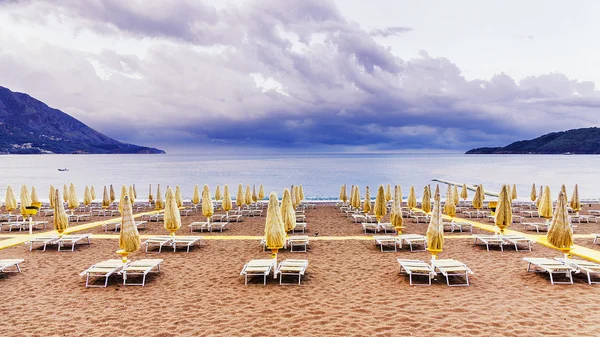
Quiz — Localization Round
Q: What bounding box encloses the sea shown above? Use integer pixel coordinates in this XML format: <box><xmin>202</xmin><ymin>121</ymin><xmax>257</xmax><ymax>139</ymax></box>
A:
<box><xmin>0</xmin><ymin>153</ymin><xmax>598</xmax><ymax>201</ymax></box>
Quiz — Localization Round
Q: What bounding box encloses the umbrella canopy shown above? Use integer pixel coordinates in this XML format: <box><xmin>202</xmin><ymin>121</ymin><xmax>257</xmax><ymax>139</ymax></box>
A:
<box><xmin>444</xmin><ymin>185</ymin><xmax>456</xmax><ymax>219</ymax></box>
<box><xmin>215</xmin><ymin>185</ymin><xmax>222</xmax><ymax>201</ymax></box>
<box><xmin>547</xmin><ymin>191</ymin><xmax>573</xmax><ymax>256</ymax></box>
<box><xmin>164</xmin><ymin>187</ymin><xmax>181</xmax><ymax>235</ymax></box>
<box><xmin>155</xmin><ymin>184</ymin><xmax>164</xmax><ymax>210</ymax></box>
<box><xmin>53</xmin><ymin>189</ymin><xmax>69</xmax><ymax>236</ymax></box>
<box><xmin>374</xmin><ymin>185</ymin><xmax>387</xmax><ymax>222</ymax></box>
<box><xmin>460</xmin><ymin>183</ymin><xmax>468</xmax><ymax>200</ymax></box>
<box><xmin>49</xmin><ymin>185</ymin><xmax>56</xmax><ymax>209</ymax></box>
<box><xmin>119</xmin><ymin>185</ymin><xmax>128</xmax><ymax>214</ymax></box>
<box><xmin>252</xmin><ymin>185</ymin><xmax>258</xmax><ymax>204</ymax></box>
<box><xmin>192</xmin><ymin>184</ymin><xmax>200</xmax><ymax>205</ymax></box>
<box><xmin>118</xmin><ymin>195</ymin><xmax>141</xmax><ymax>261</ymax></box>
<box><xmin>63</xmin><ymin>184</ymin><xmax>68</xmax><ymax>203</ymax></box>
<box><xmin>258</xmin><ymin>184</ymin><xmax>265</xmax><ymax>201</ymax></box>
<box><xmin>245</xmin><ymin>185</ymin><xmax>252</xmax><ymax>205</ymax></box>
<box><xmin>407</xmin><ymin>186</ymin><xmax>417</xmax><ymax>210</ymax></box>
<box><xmin>511</xmin><ymin>184</ymin><xmax>517</xmax><ymax>200</ymax></box>
<box><xmin>340</xmin><ymin>185</ymin><xmax>347</xmax><ymax>204</ymax></box>
<box><xmin>560</xmin><ymin>184</ymin><xmax>567</xmax><ymax>197</ymax></box>
<box><xmin>452</xmin><ymin>185</ymin><xmax>459</xmax><ymax>206</ymax></box>
<box><xmin>426</xmin><ymin>187</ymin><xmax>444</xmax><ymax>258</ymax></box>
<box><xmin>472</xmin><ymin>185</ymin><xmax>483</xmax><ymax>210</ymax></box>
<box><xmin>83</xmin><ymin>186</ymin><xmax>92</xmax><ymax>206</ymax></box>
<box><xmin>20</xmin><ymin>185</ymin><xmax>32</xmax><ymax>214</ymax></box>
<box><xmin>90</xmin><ymin>186</ymin><xmax>96</xmax><ymax>201</ymax></box>
<box><xmin>570</xmin><ymin>184</ymin><xmax>581</xmax><ymax>214</ymax></box>
<box><xmin>391</xmin><ymin>185</ymin><xmax>403</xmax><ymax>232</ymax></box>
<box><xmin>294</xmin><ymin>185</ymin><xmax>301</xmax><ymax>207</ymax></box>
<box><xmin>222</xmin><ymin>184</ymin><xmax>233</xmax><ymax>213</ymax></box>
<box><xmin>148</xmin><ymin>184</ymin><xmax>154</xmax><ymax>204</ymax></box>
<box><xmin>31</xmin><ymin>186</ymin><xmax>40</xmax><ymax>207</ymax></box>
<box><xmin>68</xmin><ymin>183</ymin><xmax>79</xmax><ymax>211</ymax></box>
<box><xmin>236</xmin><ymin>184</ymin><xmax>245</xmax><ymax>209</ymax></box>
<box><xmin>536</xmin><ymin>185</ymin><xmax>543</xmax><ymax>208</ymax></box>
<box><xmin>530</xmin><ymin>183</ymin><xmax>537</xmax><ymax>202</ymax></box>
<box><xmin>421</xmin><ymin>186</ymin><xmax>431</xmax><ymax>214</ymax></box>
<box><xmin>264</xmin><ymin>191</ymin><xmax>286</xmax><ymax>258</ymax></box>
<box><xmin>299</xmin><ymin>185</ymin><xmax>305</xmax><ymax>201</ymax></box>
<box><xmin>102</xmin><ymin>186</ymin><xmax>110</xmax><ymax>209</ymax></box>
<box><xmin>363</xmin><ymin>186</ymin><xmax>371</xmax><ymax>214</ymax></box>
<box><xmin>353</xmin><ymin>185</ymin><xmax>361</xmax><ymax>209</ymax></box>
<box><xmin>385</xmin><ymin>184</ymin><xmax>392</xmax><ymax>203</ymax></box>
<box><xmin>5</xmin><ymin>186</ymin><xmax>17</xmax><ymax>213</ymax></box>
<box><xmin>495</xmin><ymin>185</ymin><xmax>513</xmax><ymax>234</ymax></box>
<box><xmin>281</xmin><ymin>188</ymin><xmax>296</xmax><ymax>233</ymax></box>
<box><xmin>539</xmin><ymin>186</ymin><xmax>553</xmax><ymax>220</ymax></box>
<box><xmin>129</xmin><ymin>185</ymin><xmax>136</xmax><ymax>205</ymax></box>
<box><xmin>202</xmin><ymin>185</ymin><xmax>214</xmax><ymax>220</ymax></box>
<box><xmin>290</xmin><ymin>185</ymin><xmax>297</xmax><ymax>208</ymax></box>
<box><xmin>175</xmin><ymin>186</ymin><xmax>183</xmax><ymax>208</ymax></box>
<box><xmin>110</xmin><ymin>185</ymin><xmax>115</xmax><ymax>203</ymax></box>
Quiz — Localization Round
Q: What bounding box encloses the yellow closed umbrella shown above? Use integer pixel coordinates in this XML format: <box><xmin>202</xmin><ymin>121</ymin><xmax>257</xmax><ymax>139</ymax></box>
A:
<box><xmin>155</xmin><ymin>184</ymin><xmax>163</xmax><ymax>210</ymax></box>
<box><xmin>53</xmin><ymin>189</ymin><xmax>68</xmax><ymax>238</ymax></box>
<box><xmin>20</xmin><ymin>185</ymin><xmax>32</xmax><ymax>215</ymax></box>
<box><xmin>460</xmin><ymin>183</ymin><xmax>468</xmax><ymax>201</ymax></box>
<box><xmin>363</xmin><ymin>186</ymin><xmax>371</xmax><ymax>214</ymax></box>
<box><xmin>560</xmin><ymin>184</ymin><xmax>567</xmax><ymax>197</ymax></box>
<box><xmin>90</xmin><ymin>186</ymin><xmax>96</xmax><ymax>201</ymax></box>
<box><xmin>340</xmin><ymin>185</ymin><xmax>347</xmax><ymax>204</ymax></box>
<box><xmin>148</xmin><ymin>184</ymin><xmax>154</xmax><ymax>204</ymax></box>
<box><xmin>294</xmin><ymin>185</ymin><xmax>301</xmax><ymax>208</ymax></box>
<box><xmin>407</xmin><ymin>186</ymin><xmax>417</xmax><ymax>210</ymax></box>
<box><xmin>570</xmin><ymin>184</ymin><xmax>581</xmax><ymax>216</ymax></box>
<box><xmin>215</xmin><ymin>185</ymin><xmax>222</xmax><ymax>201</ymax></box>
<box><xmin>511</xmin><ymin>184</ymin><xmax>517</xmax><ymax>200</ymax></box>
<box><xmin>252</xmin><ymin>185</ymin><xmax>258</xmax><ymax>204</ymax></box>
<box><xmin>164</xmin><ymin>187</ymin><xmax>181</xmax><ymax>236</ymax></box>
<box><xmin>133</xmin><ymin>184</ymin><xmax>137</xmax><ymax>200</ymax></box>
<box><xmin>202</xmin><ymin>184</ymin><xmax>214</xmax><ymax>225</ymax></box>
<box><xmin>444</xmin><ymin>185</ymin><xmax>456</xmax><ymax>222</ymax></box>
<box><xmin>421</xmin><ymin>186</ymin><xmax>431</xmax><ymax>214</ymax></box>
<box><xmin>68</xmin><ymin>183</ymin><xmax>79</xmax><ymax>214</ymax></box>
<box><xmin>236</xmin><ymin>184</ymin><xmax>245</xmax><ymax>211</ymax></box>
<box><xmin>281</xmin><ymin>188</ymin><xmax>296</xmax><ymax>233</ymax></box>
<box><xmin>385</xmin><ymin>184</ymin><xmax>392</xmax><ymax>203</ymax></box>
<box><xmin>83</xmin><ymin>186</ymin><xmax>92</xmax><ymax>206</ymax></box>
<box><xmin>222</xmin><ymin>184</ymin><xmax>233</xmax><ymax>216</ymax></box>
<box><xmin>530</xmin><ymin>183</ymin><xmax>537</xmax><ymax>202</ymax></box>
<box><xmin>129</xmin><ymin>185</ymin><xmax>136</xmax><ymax>205</ymax></box>
<box><xmin>391</xmin><ymin>185</ymin><xmax>404</xmax><ymax>234</ymax></box>
<box><xmin>258</xmin><ymin>184</ymin><xmax>265</xmax><ymax>203</ymax></box>
<box><xmin>290</xmin><ymin>185</ymin><xmax>297</xmax><ymax>208</ymax></box>
<box><xmin>102</xmin><ymin>186</ymin><xmax>110</xmax><ymax>209</ymax></box>
<box><xmin>426</xmin><ymin>187</ymin><xmax>444</xmax><ymax>260</ymax></box>
<box><xmin>49</xmin><ymin>185</ymin><xmax>56</xmax><ymax>209</ymax></box>
<box><xmin>117</xmin><ymin>195</ymin><xmax>141</xmax><ymax>262</ymax></box>
<box><xmin>63</xmin><ymin>184</ymin><xmax>68</xmax><ymax>203</ymax></box>
<box><xmin>472</xmin><ymin>185</ymin><xmax>483</xmax><ymax>211</ymax></box>
<box><xmin>547</xmin><ymin>191</ymin><xmax>573</xmax><ymax>259</ymax></box>
<box><xmin>452</xmin><ymin>185</ymin><xmax>459</xmax><ymax>206</ymax></box>
<box><xmin>353</xmin><ymin>185</ymin><xmax>361</xmax><ymax>209</ymax></box>
<box><xmin>110</xmin><ymin>185</ymin><xmax>115</xmax><ymax>203</ymax></box>
<box><xmin>536</xmin><ymin>185</ymin><xmax>543</xmax><ymax>208</ymax></box>
<box><xmin>349</xmin><ymin>185</ymin><xmax>355</xmax><ymax>208</ymax></box>
<box><xmin>118</xmin><ymin>185</ymin><xmax>128</xmax><ymax>214</ymax></box>
<box><xmin>245</xmin><ymin>185</ymin><xmax>252</xmax><ymax>205</ymax></box>
<box><xmin>374</xmin><ymin>185</ymin><xmax>387</xmax><ymax>224</ymax></box>
<box><xmin>175</xmin><ymin>186</ymin><xmax>183</xmax><ymax>208</ymax></box>
<box><xmin>299</xmin><ymin>185</ymin><xmax>304</xmax><ymax>201</ymax></box>
<box><xmin>538</xmin><ymin>186</ymin><xmax>553</xmax><ymax>224</ymax></box>
<box><xmin>5</xmin><ymin>186</ymin><xmax>17</xmax><ymax>214</ymax></box>
<box><xmin>495</xmin><ymin>185</ymin><xmax>512</xmax><ymax>235</ymax></box>
<box><xmin>264</xmin><ymin>191</ymin><xmax>286</xmax><ymax>259</ymax></box>
<box><xmin>192</xmin><ymin>184</ymin><xmax>200</xmax><ymax>206</ymax></box>
<box><xmin>31</xmin><ymin>186</ymin><xmax>41</xmax><ymax>208</ymax></box>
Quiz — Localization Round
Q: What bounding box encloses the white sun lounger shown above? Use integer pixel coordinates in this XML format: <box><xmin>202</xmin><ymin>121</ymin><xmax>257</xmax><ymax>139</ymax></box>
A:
<box><xmin>121</xmin><ymin>259</ymin><xmax>163</xmax><ymax>286</ymax></box>
<box><xmin>240</xmin><ymin>259</ymin><xmax>275</xmax><ymax>285</ymax></box>
<box><xmin>362</xmin><ymin>222</ymin><xmax>378</xmax><ymax>234</ymax></box>
<box><xmin>287</xmin><ymin>236</ymin><xmax>310</xmax><ymax>252</ymax></box>
<box><xmin>0</xmin><ymin>259</ymin><xmax>24</xmax><ymax>274</ymax></box>
<box><xmin>293</xmin><ymin>222</ymin><xmax>307</xmax><ymax>233</ymax></box>
<box><xmin>556</xmin><ymin>258</ymin><xmax>600</xmax><ymax>285</ymax></box>
<box><xmin>68</xmin><ymin>214</ymin><xmax>92</xmax><ymax>222</ymax></box>
<box><xmin>397</xmin><ymin>259</ymin><xmax>436</xmax><ymax>286</ymax></box>
<box><xmin>451</xmin><ymin>221</ymin><xmax>473</xmax><ymax>233</ymax></box>
<box><xmin>172</xmin><ymin>236</ymin><xmax>202</xmax><ymax>252</ymax></box>
<box><xmin>592</xmin><ymin>234</ymin><xmax>600</xmax><ymax>244</ymax></box>
<box><xmin>523</xmin><ymin>257</ymin><xmax>575</xmax><ymax>285</ymax></box>
<box><xmin>276</xmin><ymin>259</ymin><xmax>309</xmax><ymax>285</ymax></box>
<box><xmin>227</xmin><ymin>214</ymin><xmax>243</xmax><ymax>222</ymax></box>
<box><xmin>209</xmin><ymin>222</ymin><xmax>228</xmax><ymax>232</ymax></box>
<box><xmin>80</xmin><ymin>259</ymin><xmax>128</xmax><ymax>288</ymax></box>
<box><xmin>374</xmin><ymin>236</ymin><xmax>398</xmax><ymax>252</ymax></box>
<box><xmin>397</xmin><ymin>234</ymin><xmax>427</xmax><ymax>252</ymax></box>
<box><xmin>501</xmin><ymin>235</ymin><xmax>534</xmax><ymax>251</ymax></box>
<box><xmin>57</xmin><ymin>234</ymin><xmax>92</xmax><ymax>252</ymax></box>
<box><xmin>189</xmin><ymin>222</ymin><xmax>209</xmax><ymax>232</ymax></box>
<box><xmin>523</xmin><ymin>222</ymin><xmax>549</xmax><ymax>233</ymax></box>
<box><xmin>103</xmin><ymin>221</ymin><xmax>147</xmax><ymax>232</ymax></box>
<box><xmin>378</xmin><ymin>222</ymin><xmax>397</xmax><ymax>234</ymax></box>
<box><xmin>143</xmin><ymin>236</ymin><xmax>174</xmax><ymax>253</ymax></box>
<box><xmin>26</xmin><ymin>235</ymin><xmax>60</xmax><ymax>251</ymax></box>
<box><xmin>431</xmin><ymin>259</ymin><xmax>474</xmax><ymax>286</ymax></box>
<box><xmin>473</xmin><ymin>235</ymin><xmax>506</xmax><ymax>251</ymax></box>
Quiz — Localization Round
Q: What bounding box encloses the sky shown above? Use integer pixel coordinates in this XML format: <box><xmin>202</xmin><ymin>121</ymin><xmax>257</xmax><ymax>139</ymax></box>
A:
<box><xmin>0</xmin><ymin>0</ymin><xmax>599</xmax><ymax>154</ymax></box>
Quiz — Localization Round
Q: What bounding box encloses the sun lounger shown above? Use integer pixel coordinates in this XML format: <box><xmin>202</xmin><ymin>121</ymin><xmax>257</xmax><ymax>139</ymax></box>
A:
<box><xmin>521</xmin><ymin>210</ymin><xmax>539</xmax><ymax>218</ymax></box>
<box><xmin>523</xmin><ymin>222</ymin><xmax>549</xmax><ymax>233</ymax></box>
<box><xmin>293</xmin><ymin>222</ymin><xmax>307</xmax><ymax>233</ymax></box>
<box><xmin>172</xmin><ymin>236</ymin><xmax>201</xmax><ymax>252</ymax></box>
<box><xmin>352</xmin><ymin>214</ymin><xmax>365</xmax><ymax>223</ymax></box>
<box><xmin>452</xmin><ymin>221</ymin><xmax>473</xmax><ymax>232</ymax></box>
<box><xmin>287</xmin><ymin>236</ymin><xmax>309</xmax><ymax>252</ymax></box>
<box><xmin>0</xmin><ymin>259</ymin><xmax>24</xmax><ymax>274</ymax></box>
<box><xmin>431</xmin><ymin>259</ymin><xmax>474</xmax><ymax>286</ymax></box>
<box><xmin>211</xmin><ymin>214</ymin><xmax>228</xmax><ymax>222</ymax></box>
<box><xmin>57</xmin><ymin>234</ymin><xmax>92</xmax><ymax>251</ymax></box>
<box><xmin>143</xmin><ymin>236</ymin><xmax>174</xmax><ymax>253</ymax></box>
<box><xmin>397</xmin><ymin>234</ymin><xmax>427</xmax><ymax>252</ymax></box>
<box><xmin>68</xmin><ymin>214</ymin><xmax>92</xmax><ymax>222</ymax></box>
<box><xmin>412</xmin><ymin>214</ymin><xmax>430</xmax><ymax>223</ymax></box>
<box><xmin>240</xmin><ymin>259</ymin><xmax>275</xmax><ymax>285</ymax></box>
<box><xmin>378</xmin><ymin>222</ymin><xmax>397</xmax><ymax>234</ymax></box>
<box><xmin>209</xmin><ymin>222</ymin><xmax>228</xmax><ymax>232</ymax></box>
<box><xmin>147</xmin><ymin>214</ymin><xmax>164</xmax><ymax>222</ymax></box>
<box><xmin>362</xmin><ymin>222</ymin><xmax>378</xmax><ymax>234</ymax></box>
<box><xmin>121</xmin><ymin>259</ymin><xmax>163</xmax><ymax>286</ymax></box>
<box><xmin>296</xmin><ymin>214</ymin><xmax>306</xmax><ymax>222</ymax></box>
<box><xmin>473</xmin><ymin>235</ymin><xmax>506</xmax><ymax>251</ymax></box>
<box><xmin>556</xmin><ymin>258</ymin><xmax>600</xmax><ymax>285</ymax></box>
<box><xmin>523</xmin><ymin>257</ymin><xmax>575</xmax><ymax>285</ymax></box>
<box><xmin>374</xmin><ymin>236</ymin><xmax>398</xmax><ymax>252</ymax></box>
<box><xmin>103</xmin><ymin>221</ymin><xmax>147</xmax><ymax>232</ymax></box>
<box><xmin>502</xmin><ymin>235</ymin><xmax>534</xmax><ymax>251</ymax></box>
<box><xmin>227</xmin><ymin>214</ymin><xmax>243</xmax><ymax>222</ymax></box>
<box><xmin>397</xmin><ymin>259</ymin><xmax>436</xmax><ymax>285</ymax></box>
<box><xmin>276</xmin><ymin>259</ymin><xmax>309</xmax><ymax>285</ymax></box>
<box><xmin>189</xmin><ymin>222</ymin><xmax>209</xmax><ymax>232</ymax></box>
<box><xmin>26</xmin><ymin>235</ymin><xmax>59</xmax><ymax>251</ymax></box>
<box><xmin>80</xmin><ymin>259</ymin><xmax>128</xmax><ymax>288</ymax></box>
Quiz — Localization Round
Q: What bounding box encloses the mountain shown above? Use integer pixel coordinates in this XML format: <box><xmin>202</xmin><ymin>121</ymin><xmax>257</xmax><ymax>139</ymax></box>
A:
<box><xmin>0</xmin><ymin>86</ymin><xmax>165</xmax><ymax>154</ymax></box>
<box><xmin>466</xmin><ymin>128</ymin><xmax>600</xmax><ymax>154</ymax></box>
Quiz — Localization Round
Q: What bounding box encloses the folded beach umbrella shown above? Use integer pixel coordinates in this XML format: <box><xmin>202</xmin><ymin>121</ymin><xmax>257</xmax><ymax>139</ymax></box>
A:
<box><xmin>385</xmin><ymin>184</ymin><xmax>392</xmax><ymax>203</ymax></box>
<box><xmin>175</xmin><ymin>186</ymin><xmax>183</xmax><ymax>208</ymax></box>
<box><xmin>129</xmin><ymin>185</ymin><xmax>136</xmax><ymax>205</ymax></box>
<box><xmin>148</xmin><ymin>184</ymin><xmax>154</xmax><ymax>204</ymax></box>
<box><xmin>479</xmin><ymin>184</ymin><xmax>486</xmax><ymax>200</ymax></box>
<box><xmin>215</xmin><ymin>185</ymin><xmax>222</xmax><ymax>201</ymax></box>
<box><xmin>109</xmin><ymin>184</ymin><xmax>115</xmax><ymax>203</ymax></box>
<box><xmin>236</xmin><ymin>184</ymin><xmax>245</xmax><ymax>211</ymax></box>
<box><xmin>495</xmin><ymin>185</ymin><xmax>512</xmax><ymax>235</ymax></box>
<box><xmin>460</xmin><ymin>183</ymin><xmax>468</xmax><ymax>201</ymax></box>
<box><xmin>452</xmin><ymin>185</ymin><xmax>459</xmax><ymax>206</ymax></box>
<box><xmin>63</xmin><ymin>184</ymin><xmax>68</xmax><ymax>203</ymax></box>
<box><xmin>83</xmin><ymin>186</ymin><xmax>91</xmax><ymax>206</ymax></box>
<box><xmin>294</xmin><ymin>185</ymin><xmax>301</xmax><ymax>208</ymax></box>
<box><xmin>252</xmin><ymin>185</ymin><xmax>258</xmax><ymax>204</ymax></box>
<box><xmin>570</xmin><ymin>184</ymin><xmax>580</xmax><ymax>216</ymax></box>
<box><xmin>164</xmin><ymin>187</ymin><xmax>181</xmax><ymax>236</ymax></box>
<box><xmin>155</xmin><ymin>184</ymin><xmax>163</xmax><ymax>210</ymax></box>
<box><xmin>133</xmin><ymin>184</ymin><xmax>137</xmax><ymax>200</ymax></box>
<box><xmin>31</xmin><ymin>186</ymin><xmax>40</xmax><ymax>208</ymax></box>
<box><xmin>407</xmin><ymin>186</ymin><xmax>417</xmax><ymax>210</ymax></box>
<box><xmin>547</xmin><ymin>191</ymin><xmax>573</xmax><ymax>259</ymax></box>
<box><xmin>353</xmin><ymin>186</ymin><xmax>361</xmax><ymax>209</ymax></box>
<box><xmin>20</xmin><ymin>185</ymin><xmax>31</xmax><ymax>215</ymax></box>
<box><xmin>281</xmin><ymin>188</ymin><xmax>296</xmax><ymax>233</ymax></box>
<box><xmin>102</xmin><ymin>186</ymin><xmax>110</xmax><ymax>209</ymax></box>
<box><xmin>258</xmin><ymin>184</ymin><xmax>265</xmax><ymax>202</ymax></box>
<box><xmin>539</xmin><ymin>186</ymin><xmax>553</xmax><ymax>223</ymax></box>
<box><xmin>374</xmin><ymin>185</ymin><xmax>387</xmax><ymax>224</ymax></box>
<box><xmin>245</xmin><ymin>185</ymin><xmax>252</xmax><ymax>205</ymax></box>
<box><xmin>530</xmin><ymin>183</ymin><xmax>536</xmax><ymax>202</ymax></box>
<box><xmin>340</xmin><ymin>185</ymin><xmax>347</xmax><ymax>204</ymax></box>
<box><xmin>511</xmin><ymin>184</ymin><xmax>517</xmax><ymax>200</ymax></box>
<box><xmin>536</xmin><ymin>185</ymin><xmax>543</xmax><ymax>208</ymax></box>
<box><xmin>421</xmin><ymin>186</ymin><xmax>431</xmax><ymax>214</ymax></box>
<box><xmin>5</xmin><ymin>186</ymin><xmax>17</xmax><ymax>214</ymax></box>
<box><xmin>49</xmin><ymin>185</ymin><xmax>56</xmax><ymax>209</ymax></box>
<box><xmin>426</xmin><ymin>187</ymin><xmax>444</xmax><ymax>260</ymax></box>
<box><xmin>119</xmin><ymin>185</ymin><xmax>128</xmax><ymax>214</ymax></box>
<box><xmin>299</xmin><ymin>185</ymin><xmax>305</xmax><ymax>201</ymax></box>
<box><xmin>53</xmin><ymin>189</ymin><xmax>68</xmax><ymax>237</ymax></box>
<box><xmin>192</xmin><ymin>184</ymin><xmax>200</xmax><ymax>206</ymax></box>
<box><xmin>90</xmin><ymin>186</ymin><xmax>96</xmax><ymax>201</ymax></box>
<box><xmin>202</xmin><ymin>184</ymin><xmax>214</xmax><ymax>225</ymax></box>
<box><xmin>363</xmin><ymin>186</ymin><xmax>372</xmax><ymax>214</ymax></box>
<box><xmin>472</xmin><ymin>185</ymin><xmax>483</xmax><ymax>210</ymax></box>
<box><xmin>264</xmin><ymin>191</ymin><xmax>286</xmax><ymax>259</ymax></box>
<box><xmin>391</xmin><ymin>185</ymin><xmax>404</xmax><ymax>233</ymax></box>
<box><xmin>444</xmin><ymin>185</ymin><xmax>456</xmax><ymax>221</ymax></box>
<box><xmin>223</xmin><ymin>184</ymin><xmax>233</xmax><ymax>216</ymax></box>
<box><xmin>560</xmin><ymin>185</ymin><xmax>567</xmax><ymax>201</ymax></box>
<box><xmin>117</xmin><ymin>195</ymin><xmax>140</xmax><ymax>262</ymax></box>
<box><xmin>291</xmin><ymin>185</ymin><xmax>297</xmax><ymax>208</ymax></box>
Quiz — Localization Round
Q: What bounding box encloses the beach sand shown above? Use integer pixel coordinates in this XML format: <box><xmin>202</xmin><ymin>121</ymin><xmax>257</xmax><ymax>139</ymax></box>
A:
<box><xmin>1</xmin><ymin>205</ymin><xmax>600</xmax><ymax>336</ymax></box>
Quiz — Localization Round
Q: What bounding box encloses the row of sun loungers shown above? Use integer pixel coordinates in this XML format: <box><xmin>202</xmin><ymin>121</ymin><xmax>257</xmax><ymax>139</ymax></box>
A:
<box><xmin>524</xmin><ymin>258</ymin><xmax>600</xmax><ymax>285</ymax></box>
<box><xmin>240</xmin><ymin>259</ymin><xmax>309</xmax><ymax>285</ymax></box>
<box><xmin>26</xmin><ymin>234</ymin><xmax>92</xmax><ymax>251</ymax></box>
<box><xmin>398</xmin><ymin>259</ymin><xmax>474</xmax><ymax>286</ymax></box>
<box><xmin>189</xmin><ymin>221</ymin><xmax>229</xmax><ymax>233</ymax></box>
<box><xmin>473</xmin><ymin>234</ymin><xmax>534</xmax><ymax>251</ymax></box>
<box><xmin>102</xmin><ymin>221</ymin><xmax>147</xmax><ymax>232</ymax></box>
<box><xmin>80</xmin><ymin>259</ymin><xmax>163</xmax><ymax>287</ymax></box>
<box><xmin>0</xmin><ymin>221</ymin><xmax>49</xmax><ymax>232</ymax></box>
<box><xmin>374</xmin><ymin>234</ymin><xmax>428</xmax><ymax>252</ymax></box>
<box><xmin>143</xmin><ymin>236</ymin><xmax>202</xmax><ymax>253</ymax></box>
<box><xmin>260</xmin><ymin>236</ymin><xmax>310</xmax><ymax>252</ymax></box>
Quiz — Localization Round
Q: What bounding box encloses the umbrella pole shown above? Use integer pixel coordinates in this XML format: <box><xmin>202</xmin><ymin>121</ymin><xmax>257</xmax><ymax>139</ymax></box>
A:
<box><xmin>29</xmin><ymin>216</ymin><xmax>33</xmax><ymax>236</ymax></box>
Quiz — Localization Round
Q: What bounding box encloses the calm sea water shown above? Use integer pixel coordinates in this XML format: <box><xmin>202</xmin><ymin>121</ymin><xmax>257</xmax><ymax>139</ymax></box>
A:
<box><xmin>0</xmin><ymin>153</ymin><xmax>598</xmax><ymax>201</ymax></box>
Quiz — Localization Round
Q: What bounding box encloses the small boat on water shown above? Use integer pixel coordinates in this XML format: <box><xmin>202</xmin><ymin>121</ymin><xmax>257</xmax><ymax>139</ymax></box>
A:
<box><xmin>58</xmin><ymin>168</ymin><xmax>69</xmax><ymax>172</ymax></box>
<box><xmin>564</xmin><ymin>152</ymin><xmax>572</xmax><ymax>155</ymax></box>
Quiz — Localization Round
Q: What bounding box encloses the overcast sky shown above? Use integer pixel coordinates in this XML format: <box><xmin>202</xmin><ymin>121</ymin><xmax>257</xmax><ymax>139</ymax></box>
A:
<box><xmin>1</xmin><ymin>0</ymin><xmax>599</xmax><ymax>153</ymax></box>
